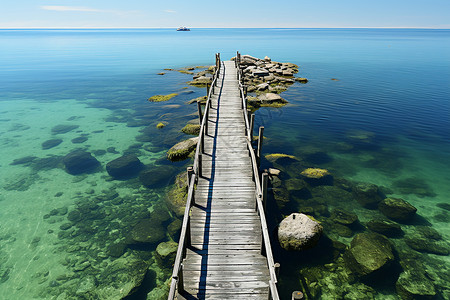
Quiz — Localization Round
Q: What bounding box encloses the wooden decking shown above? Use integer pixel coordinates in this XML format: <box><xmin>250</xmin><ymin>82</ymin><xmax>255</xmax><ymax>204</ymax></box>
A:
<box><xmin>178</xmin><ymin>61</ymin><xmax>270</xmax><ymax>299</ymax></box>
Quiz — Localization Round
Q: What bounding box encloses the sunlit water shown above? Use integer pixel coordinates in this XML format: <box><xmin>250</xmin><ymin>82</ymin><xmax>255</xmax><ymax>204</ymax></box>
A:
<box><xmin>0</xmin><ymin>28</ymin><xmax>449</xmax><ymax>299</ymax></box>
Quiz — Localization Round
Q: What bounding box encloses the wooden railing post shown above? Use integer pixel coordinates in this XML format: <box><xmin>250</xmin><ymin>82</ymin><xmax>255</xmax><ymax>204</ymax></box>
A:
<box><xmin>257</xmin><ymin>126</ymin><xmax>264</xmax><ymax>166</ymax></box>
<box><xmin>275</xmin><ymin>263</ymin><xmax>281</xmax><ymax>278</ymax></box>
<box><xmin>244</xmin><ymin>85</ymin><xmax>248</xmax><ymax>97</ymax></box>
<box><xmin>262</xmin><ymin>172</ymin><xmax>268</xmax><ymax>212</ymax></box>
<box><xmin>250</xmin><ymin>114</ymin><xmax>255</xmax><ymax>139</ymax></box>
<box><xmin>197</xmin><ymin>101</ymin><xmax>203</xmax><ymax>124</ymax></box>
<box><xmin>206</xmin><ymin>82</ymin><xmax>210</xmax><ymax>96</ymax></box>
<box><xmin>198</xmin><ymin>154</ymin><xmax>202</xmax><ymax>177</ymax></box>
<box><xmin>187</xmin><ymin>167</ymin><xmax>194</xmax><ymax>186</ymax></box>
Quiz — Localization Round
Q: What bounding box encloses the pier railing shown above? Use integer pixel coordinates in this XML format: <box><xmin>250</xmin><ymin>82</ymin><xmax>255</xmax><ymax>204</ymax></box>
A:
<box><xmin>236</xmin><ymin>51</ymin><xmax>281</xmax><ymax>300</ymax></box>
<box><xmin>168</xmin><ymin>53</ymin><xmax>221</xmax><ymax>299</ymax></box>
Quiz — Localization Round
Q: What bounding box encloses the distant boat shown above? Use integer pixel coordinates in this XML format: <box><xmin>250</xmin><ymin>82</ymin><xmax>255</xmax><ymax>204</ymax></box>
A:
<box><xmin>177</xmin><ymin>27</ymin><xmax>190</xmax><ymax>31</ymax></box>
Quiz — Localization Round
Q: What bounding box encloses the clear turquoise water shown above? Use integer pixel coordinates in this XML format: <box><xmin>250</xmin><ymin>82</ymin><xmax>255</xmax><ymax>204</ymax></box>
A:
<box><xmin>0</xmin><ymin>28</ymin><xmax>449</xmax><ymax>299</ymax></box>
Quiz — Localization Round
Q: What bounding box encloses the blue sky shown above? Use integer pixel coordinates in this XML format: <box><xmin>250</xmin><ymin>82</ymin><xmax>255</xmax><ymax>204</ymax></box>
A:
<box><xmin>1</xmin><ymin>0</ymin><xmax>449</xmax><ymax>28</ymax></box>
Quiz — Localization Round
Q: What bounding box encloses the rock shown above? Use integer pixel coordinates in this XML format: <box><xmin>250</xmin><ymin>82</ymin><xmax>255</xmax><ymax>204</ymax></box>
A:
<box><xmin>166</xmin><ymin>172</ymin><xmax>188</xmax><ymax>216</ymax></box>
<box><xmin>188</xmin><ymin>76</ymin><xmax>212</xmax><ymax>87</ymax></box>
<box><xmin>156</xmin><ymin>122</ymin><xmax>166</xmax><ymax>129</ymax></box>
<box><xmin>106</xmin><ymin>155</ymin><xmax>143</xmax><ymax>179</ymax></box>
<box><xmin>148</xmin><ymin>93</ymin><xmax>178</xmax><ymax>102</ymax></box>
<box><xmin>285</xmin><ymin>178</ymin><xmax>310</xmax><ymax>199</ymax></box>
<box><xmin>353</xmin><ymin>182</ymin><xmax>384</xmax><ymax>209</ymax></box>
<box><xmin>181</xmin><ymin>124</ymin><xmax>201</xmax><ymax>135</ymax></box>
<box><xmin>366</xmin><ymin>219</ymin><xmax>403</xmax><ymax>237</ymax></box>
<box><xmin>331</xmin><ymin>208</ymin><xmax>358</xmax><ymax>225</ymax></box>
<box><xmin>300</xmin><ymin>168</ymin><xmax>333</xmax><ymax>186</ymax></box>
<box><xmin>344</xmin><ymin>233</ymin><xmax>394</xmax><ymax>277</ymax></box>
<box><xmin>62</xmin><ymin>150</ymin><xmax>100</xmax><ymax>175</ymax></box>
<box><xmin>264</xmin><ymin>56</ymin><xmax>271</xmax><ymax>61</ymax></box>
<box><xmin>128</xmin><ymin>219</ymin><xmax>165</xmax><ymax>245</ymax></box>
<box><xmin>256</xmin><ymin>83</ymin><xmax>269</xmax><ymax>91</ymax></box>
<box><xmin>300</xmin><ymin>168</ymin><xmax>330</xmax><ymax>179</ymax></box>
<box><xmin>295</xmin><ymin>77</ymin><xmax>308</xmax><ymax>83</ymax></box>
<box><xmin>268</xmin><ymin>168</ymin><xmax>280</xmax><ymax>176</ymax></box>
<box><xmin>405</xmin><ymin>235</ymin><xmax>449</xmax><ymax>255</ymax></box>
<box><xmin>272</xmin><ymin>187</ymin><xmax>290</xmax><ymax>210</ymax></box>
<box><xmin>42</xmin><ymin>139</ymin><xmax>63</xmax><ymax>150</ymax></box>
<box><xmin>257</xmin><ymin>93</ymin><xmax>287</xmax><ymax>104</ymax></box>
<box><xmin>252</xmin><ymin>68</ymin><xmax>270</xmax><ymax>77</ymax></box>
<box><xmin>437</xmin><ymin>202</ymin><xmax>450</xmax><ymax>211</ymax></box>
<box><xmin>139</xmin><ymin>165</ymin><xmax>176</xmax><ymax>188</ymax></box>
<box><xmin>378</xmin><ymin>197</ymin><xmax>417</xmax><ymax>222</ymax></box>
<box><xmin>396</xmin><ymin>271</ymin><xmax>436</xmax><ymax>299</ymax></box>
<box><xmin>156</xmin><ymin>241</ymin><xmax>178</xmax><ymax>266</ymax></box>
<box><xmin>51</xmin><ymin>124</ymin><xmax>79</xmax><ymax>134</ymax></box>
<box><xmin>95</xmin><ymin>255</ymin><xmax>150</xmax><ymax>299</ymax></box>
<box><xmin>265</xmin><ymin>153</ymin><xmax>298</xmax><ymax>164</ymax></box>
<box><xmin>278</xmin><ymin>213</ymin><xmax>323</xmax><ymax>251</ymax></box>
<box><xmin>168</xmin><ymin>218</ymin><xmax>182</xmax><ymax>238</ymax></box>
<box><xmin>167</xmin><ymin>137</ymin><xmax>198</xmax><ymax>161</ymax></box>
<box><xmin>71</xmin><ymin>136</ymin><xmax>88</xmax><ymax>144</ymax></box>
<box><xmin>107</xmin><ymin>242</ymin><xmax>127</xmax><ymax>258</ymax></box>
<box><xmin>333</xmin><ymin>223</ymin><xmax>354</xmax><ymax>238</ymax></box>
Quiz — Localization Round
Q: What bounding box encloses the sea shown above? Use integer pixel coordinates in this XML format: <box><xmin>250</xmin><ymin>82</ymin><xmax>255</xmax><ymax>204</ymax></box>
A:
<box><xmin>0</xmin><ymin>28</ymin><xmax>449</xmax><ymax>299</ymax></box>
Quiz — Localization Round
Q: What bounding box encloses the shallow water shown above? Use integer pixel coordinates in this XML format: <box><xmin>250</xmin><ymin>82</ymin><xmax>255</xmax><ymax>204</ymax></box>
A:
<box><xmin>0</xmin><ymin>28</ymin><xmax>449</xmax><ymax>299</ymax></box>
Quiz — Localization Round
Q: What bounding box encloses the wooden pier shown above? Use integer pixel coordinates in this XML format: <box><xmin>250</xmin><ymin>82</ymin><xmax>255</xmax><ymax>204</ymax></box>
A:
<box><xmin>168</xmin><ymin>53</ymin><xmax>280</xmax><ymax>300</ymax></box>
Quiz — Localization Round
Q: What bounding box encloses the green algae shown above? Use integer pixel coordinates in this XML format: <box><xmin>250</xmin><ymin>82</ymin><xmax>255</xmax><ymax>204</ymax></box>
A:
<box><xmin>181</xmin><ymin>124</ymin><xmax>201</xmax><ymax>135</ymax></box>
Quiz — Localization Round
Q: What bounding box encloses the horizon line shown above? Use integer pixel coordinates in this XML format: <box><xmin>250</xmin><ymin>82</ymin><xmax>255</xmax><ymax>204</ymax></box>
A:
<box><xmin>0</xmin><ymin>26</ymin><xmax>449</xmax><ymax>30</ymax></box>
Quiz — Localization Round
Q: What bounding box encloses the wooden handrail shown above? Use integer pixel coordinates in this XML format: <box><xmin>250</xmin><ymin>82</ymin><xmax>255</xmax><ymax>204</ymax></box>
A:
<box><xmin>237</xmin><ymin>52</ymin><xmax>280</xmax><ymax>300</ymax></box>
<box><xmin>168</xmin><ymin>54</ymin><xmax>221</xmax><ymax>299</ymax></box>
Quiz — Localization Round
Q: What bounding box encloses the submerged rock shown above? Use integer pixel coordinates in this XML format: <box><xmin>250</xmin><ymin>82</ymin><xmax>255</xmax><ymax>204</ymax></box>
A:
<box><xmin>405</xmin><ymin>235</ymin><xmax>449</xmax><ymax>256</ymax></box>
<box><xmin>51</xmin><ymin>124</ymin><xmax>79</xmax><ymax>134</ymax></box>
<box><xmin>148</xmin><ymin>93</ymin><xmax>178</xmax><ymax>102</ymax></box>
<box><xmin>301</xmin><ymin>168</ymin><xmax>333</xmax><ymax>186</ymax></box>
<box><xmin>106</xmin><ymin>154</ymin><xmax>143</xmax><ymax>179</ymax></box>
<box><xmin>41</xmin><ymin>139</ymin><xmax>63</xmax><ymax>150</ymax></box>
<box><xmin>128</xmin><ymin>219</ymin><xmax>165</xmax><ymax>245</ymax></box>
<box><xmin>366</xmin><ymin>219</ymin><xmax>403</xmax><ymax>237</ymax></box>
<box><xmin>188</xmin><ymin>76</ymin><xmax>212</xmax><ymax>87</ymax></box>
<box><xmin>278</xmin><ymin>213</ymin><xmax>323</xmax><ymax>251</ymax></box>
<box><xmin>156</xmin><ymin>241</ymin><xmax>178</xmax><ymax>266</ymax></box>
<box><xmin>167</xmin><ymin>137</ymin><xmax>198</xmax><ymax>161</ymax></box>
<box><xmin>166</xmin><ymin>172</ymin><xmax>188</xmax><ymax>216</ymax></box>
<box><xmin>344</xmin><ymin>232</ymin><xmax>394</xmax><ymax>277</ymax></box>
<box><xmin>378</xmin><ymin>197</ymin><xmax>417</xmax><ymax>222</ymax></box>
<box><xmin>95</xmin><ymin>255</ymin><xmax>150</xmax><ymax>299</ymax></box>
<box><xmin>181</xmin><ymin>124</ymin><xmax>201</xmax><ymax>135</ymax></box>
<box><xmin>396</xmin><ymin>271</ymin><xmax>436</xmax><ymax>299</ymax></box>
<box><xmin>139</xmin><ymin>165</ymin><xmax>176</xmax><ymax>188</ymax></box>
<box><xmin>353</xmin><ymin>182</ymin><xmax>384</xmax><ymax>209</ymax></box>
<box><xmin>62</xmin><ymin>150</ymin><xmax>100</xmax><ymax>175</ymax></box>
<box><xmin>331</xmin><ymin>208</ymin><xmax>358</xmax><ymax>225</ymax></box>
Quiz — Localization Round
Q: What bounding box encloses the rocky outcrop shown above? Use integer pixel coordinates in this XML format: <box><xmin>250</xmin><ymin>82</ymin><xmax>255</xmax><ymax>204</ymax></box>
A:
<box><xmin>278</xmin><ymin>213</ymin><xmax>323</xmax><ymax>251</ymax></box>
<box><xmin>344</xmin><ymin>232</ymin><xmax>394</xmax><ymax>277</ymax></box>
<box><xmin>378</xmin><ymin>197</ymin><xmax>417</xmax><ymax>222</ymax></box>
<box><xmin>106</xmin><ymin>155</ymin><xmax>143</xmax><ymax>179</ymax></box>
<box><xmin>62</xmin><ymin>150</ymin><xmax>100</xmax><ymax>175</ymax></box>
<box><xmin>167</xmin><ymin>137</ymin><xmax>198</xmax><ymax>161</ymax></box>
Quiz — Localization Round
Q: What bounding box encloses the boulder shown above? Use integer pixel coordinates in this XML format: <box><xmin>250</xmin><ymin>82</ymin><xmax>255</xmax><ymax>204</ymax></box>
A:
<box><xmin>139</xmin><ymin>165</ymin><xmax>176</xmax><ymax>188</ymax></box>
<box><xmin>353</xmin><ymin>182</ymin><xmax>384</xmax><ymax>209</ymax></box>
<box><xmin>95</xmin><ymin>255</ymin><xmax>150</xmax><ymax>299</ymax></box>
<box><xmin>127</xmin><ymin>219</ymin><xmax>165</xmax><ymax>245</ymax></box>
<box><xmin>51</xmin><ymin>124</ymin><xmax>79</xmax><ymax>134</ymax></box>
<box><xmin>396</xmin><ymin>271</ymin><xmax>436</xmax><ymax>299</ymax></box>
<box><xmin>344</xmin><ymin>232</ymin><xmax>394</xmax><ymax>277</ymax></box>
<box><xmin>62</xmin><ymin>150</ymin><xmax>100</xmax><ymax>175</ymax></box>
<box><xmin>166</xmin><ymin>172</ymin><xmax>188</xmax><ymax>216</ymax></box>
<box><xmin>188</xmin><ymin>76</ymin><xmax>212</xmax><ymax>87</ymax></box>
<box><xmin>300</xmin><ymin>168</ymin><xmax>333</xmax><ymax>186</ymax></box>
<box><xmin>268</xmin><ymin>168</ymin><xmax>280</xmax><ymax>176</ymax></box>
<box><xmin>378</xmin><ymin>197</ymin><xmax>417</xmax><ymax>222</ymax></box>
<box><xmin>258</xmin><ymin>93</ymin><xmax>286</xmax><ymax>104</ymax></box>
<box><xmin>252</xmin><ymin>68</ymin><xmax>270</xmax><ymax>77</ymax></box>
<box><xmin>405</xmin><ymin>235</ymin><xmax>449</xmax><ymax>255</ymax></box>
<box><xmin>106</xmin><ymin>155</ymin><xmax>143</xmax><ymax>179</ymax></box>
<box><xmin>156</xmin><ymin>241</ymin><xmax>178</xmax><ymax>266</ymax></box>
<box><xmin>331</xmin><ymin>208</ymin><xmax>358</xmax><ymax>225</ymax></box>
<box><xmin>278</xmin><ymin>213</ymin><xmax>323</xmax><ymax>251</ymax></box>
<box><xmin>181</xmin><ymin>124</ymin><xmax>201</xmax><ymax>135</ymax></box>
<box><xmin>366</xmin><ymin>219</ymin><xmax>403</xmax><ymax>237</ymax></box>
<box><xmin>167</xmin><ymin>137</ymin><xmax>198</xmax><ymax>161</ymax></box>
<box><xmin>256</xmin><ymin>83</ymin><xmax>269</xmax><ymax>91</ymax></box>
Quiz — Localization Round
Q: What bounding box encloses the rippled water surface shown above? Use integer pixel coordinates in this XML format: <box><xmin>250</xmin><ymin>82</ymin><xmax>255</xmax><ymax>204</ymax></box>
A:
<box><xmin>0</xmin><ymin>28</ymin><xmax>449</xmax><ymax>299</ymax></box>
